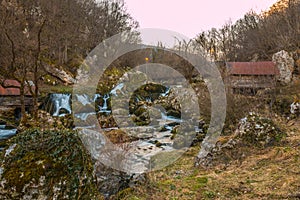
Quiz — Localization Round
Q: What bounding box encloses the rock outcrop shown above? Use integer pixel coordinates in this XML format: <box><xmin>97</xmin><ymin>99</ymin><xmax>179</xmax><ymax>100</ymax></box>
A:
<box><xmin>290</xmin><ymin>101</ymin><xmax>300</xmax><ymax>115</ymax></box>
<box><xmin>43</xmin><ymin>64</ymin><xmax>76</xmax><ymax>85</ymax></box>
<box><xmin>272</xmin><ymin>50</ymin><xmax>295</xmax><ymax>84</ymax></box>
<box><xmin>196</xmin><ymin>112</ymin><xmax>285</xmax><ymax>168</ymax></box>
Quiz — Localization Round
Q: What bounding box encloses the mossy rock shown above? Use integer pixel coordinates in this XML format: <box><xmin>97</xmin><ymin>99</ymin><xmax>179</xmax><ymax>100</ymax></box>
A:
<box><xmin>0</xmin><ymin>129</ymin><xmax>103</xmax><ymax>199</ymax></box>
<box><xmin>132</xmin><ymin>105</ymin><xmax>147</xmax><ymax>117</ymax></box>
<box><xmin>129</xmin><ymin>83</ymin><xmax>167</xmax><ymax>105</ymax></box>
<box><xmin>97</xmin><ymin>114</ymin><xmax>117</xmax><ymax>128</ymax></box>
<box><xmin>237</xmin><ymin>113</ymin><xmax>286</xmax><ymax>147</ymax></box>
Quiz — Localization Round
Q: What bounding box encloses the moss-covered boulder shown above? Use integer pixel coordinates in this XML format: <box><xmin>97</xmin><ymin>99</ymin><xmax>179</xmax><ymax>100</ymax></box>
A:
<box><xmin>0</xmin><ymin>129</ymin><xmax>103</xmax><ymax>199</ymax></box>
<box><xmin>231</xmin><ymin>112</ymin><xmax>285</xmax><ymax>146</ymax></box>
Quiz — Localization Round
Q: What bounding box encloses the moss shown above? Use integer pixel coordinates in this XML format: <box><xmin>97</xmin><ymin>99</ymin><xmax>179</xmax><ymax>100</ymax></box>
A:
<box><xmin>114</xmin><ymin>188</ymin><xmax>134</xmax><ymax>199</ymax></box>
<box><xmin>203</xmin><ymin>190</ymin><xmax>216</xmax><ymax>199</ymax></box>
<box><xmin>184</xmin><ymin>176</ymin><xmax>208</xmax><ymax>191</ymax></box>
<box><xmin>0</xmin><ymin>129</ymin><xmax>103</xmax><ymax>199</ymax></box>
<box><xmin>39</xmin><ymin>85</ymin><xmax>73</xmax><ymax>94</ymax></box>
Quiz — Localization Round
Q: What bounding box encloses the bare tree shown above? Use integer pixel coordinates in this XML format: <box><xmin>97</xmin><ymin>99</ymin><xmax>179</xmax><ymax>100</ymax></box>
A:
<box><xmin>0</xmin><ymin>0</ymin><xmax>138</xmax><ymax>124</ymax></box>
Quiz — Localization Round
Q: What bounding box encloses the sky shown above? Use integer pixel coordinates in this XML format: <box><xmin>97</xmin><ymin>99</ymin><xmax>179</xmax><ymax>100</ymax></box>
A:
<box><xmin>124</xmin><ymin>0</ymin><xmax>278</xmax><ymax>39</ymax></box>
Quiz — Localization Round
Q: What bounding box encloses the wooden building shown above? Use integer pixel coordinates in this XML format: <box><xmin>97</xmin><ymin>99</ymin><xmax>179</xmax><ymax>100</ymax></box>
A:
<box><xmin>226</xmin><ymin>62</ymin><xmax>280</xmax><ymax>95</ymax></box>
<box><xmin>0</xmin><ymin>80</ymin><xmax>34</xmax><ymax>118</ymax></box>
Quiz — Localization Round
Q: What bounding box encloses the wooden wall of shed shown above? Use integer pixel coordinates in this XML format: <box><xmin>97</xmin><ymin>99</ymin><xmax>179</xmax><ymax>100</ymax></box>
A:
<box><xmin>0</xmin><ymin>96</ymin><xmax>34</xmax><ymax>107</ymax></box>
<box><xmin>230</xmin><ymin>75</ymin><xmax>276</xmax><ymax>89</ymax></box>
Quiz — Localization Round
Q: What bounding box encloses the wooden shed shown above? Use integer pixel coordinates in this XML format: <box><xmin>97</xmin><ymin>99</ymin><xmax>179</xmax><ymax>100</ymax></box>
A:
<box><xmin>0</xmin><ymin>79</ymin><xmax>34</xmax><ymax>107</ymax></box>
<box><xmin>226</xmin><ymin>62</ymin><xmax>280</xmax><ymax>95</ymax></box>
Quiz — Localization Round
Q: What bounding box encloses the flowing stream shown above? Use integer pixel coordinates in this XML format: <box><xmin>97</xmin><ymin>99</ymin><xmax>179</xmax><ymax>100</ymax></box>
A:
<box><xmin>0</xmin><ymin>125</ymin><xmax>17</xmax><ymax>150</ymax></box>
<box><xmin>41</xmin><ymin>83</ymin><xmax>191</xmax><ymax>172</ymax></box>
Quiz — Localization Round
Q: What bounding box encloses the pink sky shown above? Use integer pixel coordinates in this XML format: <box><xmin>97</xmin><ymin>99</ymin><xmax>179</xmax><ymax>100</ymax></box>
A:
<box><xmin>124</xmin><ymin>0</ymin><xmax>278</xmax><ymax>38</ymax></box>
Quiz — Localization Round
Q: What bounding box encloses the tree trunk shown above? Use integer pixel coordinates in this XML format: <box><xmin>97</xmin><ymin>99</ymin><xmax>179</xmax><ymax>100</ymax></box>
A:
<box><xmin>33</xmin><ymin>67</ymin><xmax>39</xmax><ymax>121</ymax></box>
<box><xmin>20</xmin><ymin>81</ymin><xmax>27</xmax><ymax>125</ymax></box>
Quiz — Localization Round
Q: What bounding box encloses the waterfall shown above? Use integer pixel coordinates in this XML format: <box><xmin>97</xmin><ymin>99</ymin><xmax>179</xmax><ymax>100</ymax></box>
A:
<box><xmin>161</xmin><ymin>112</ymin><xmax>182</xmax><ymax>123</ymax></box>
<box><xmin>110</xmin><ymin>83</ymin><xmax>124</xmax><ymax>96</ymax></box>
<box><xmin>161</xmin><ymin>87</ymin><xmax>170</xmax><ymax>97</ymax></box>
<box><xmin>93</xmin><ymin>94</ymin><xmax>101</xmax><ymax>102</ymax></box>
<box><xmin>75</xmin><ymin>94</ymin><xmax>92</xmax><ymax>106</ymax></box>
<box><xmin>98</xmin><ymin>94</ymin><xmax>111</xmax><ymax>113</ymax></box>
<box><xmin>44</xmin><ymin>94</ymin><xmax>72</xmax><ymax>117</ymax></box>
<box><xmin>102</xmin><ymin>94</ymin><xmax>109</xmax><ymax>110</ymax></box>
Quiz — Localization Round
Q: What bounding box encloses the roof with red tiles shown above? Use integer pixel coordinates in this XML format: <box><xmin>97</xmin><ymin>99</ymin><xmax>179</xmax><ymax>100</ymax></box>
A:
<box><xmin>0</xmin><ymin>80</ymin><xmax>34</xmax><ymax>96</ymax></box>
<box><xmin>227</xmin><ymin>62</ymin><xmax>280</xmax><ymax>75</ymax></box>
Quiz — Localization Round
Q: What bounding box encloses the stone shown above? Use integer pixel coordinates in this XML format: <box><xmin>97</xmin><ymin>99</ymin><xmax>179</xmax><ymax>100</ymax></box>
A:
<box><xmin>173</xmin><ymin>135</ymin><xmax>186</xmax><ymax>149</ymax></box>
<box><xmin>72</xmin><ymin>101</ymin><xmax>95</xmax><ymax>114</ymax></box>
<box><xmin>44</xmin><ymin>64</ymin><xmax>76</xmax><ymax>85</ymax></box>
<box><xmin>95</xmin><ymin>161</ymin><xmax>144</xmax><ymax>198</ymax></box>
<box><xmin>272</xmin><ymin>50</ymin><xmax>295</xmax><ymax>84</ymax></box>
<box><xmin>112</xmin><ymin>108</ymin><xmax>129</xmax><ymax>116</ymax></box>
<box><xmin>76</xmin><ymin>68</ymin><xmax>90</xmax><ymax>84</ymax></box>
<box><xmin>290</xmin><ymin>102</ymin><xmax>300</xmax><ymax>115</ymax></box>
<box><xmin>195</xmin><ymin>112</ymin><xmax>285</xmax><ymax>168</ymax></box>
<box><xmin>0</xmin><ymin>129</ymin><xmax>102</xmax><ymax>199</ymax></box>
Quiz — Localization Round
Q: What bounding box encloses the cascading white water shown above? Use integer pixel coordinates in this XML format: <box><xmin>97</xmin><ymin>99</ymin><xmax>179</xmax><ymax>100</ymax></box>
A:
<box><xmin>98</xmin><ymin>94</ymin><xmax>111</xmax><ymax>113</ymax></box>
<box><xmin>102</xmin><ymin>94</ymin><xmax>109</xmax><ymax>110</ymax></box>
<box><xmin>0</xmin><ymin>125</ymin><xmax>17</xmax><ymax>140</ymax></box>
<box><xmin>110</xmin><ymin>83</ymin><xmax>124</xmax><ymax>96</ymax></box>
<box><xmin>161</xmin><ymin>87</ymin><xmax>170</xmax><ymax>97</ymax></box>
<box><xmin>46</xmin><ymin>85</ymin><xmax>179</xmax><ymax>126</ymax></box>
<box><xmin>161</xmin><ymin>112</ymin><xmax>182</xmax><ymax>123</ymax></box>
<box><xmin>49</xmin><ymin>94</ymin><xmax>72</xmax><ymax>117</ymax></box>
<box><xmin>75</xmin><ymin>94</ymin><xmax>92</xmax><ymax>106</ymax></box>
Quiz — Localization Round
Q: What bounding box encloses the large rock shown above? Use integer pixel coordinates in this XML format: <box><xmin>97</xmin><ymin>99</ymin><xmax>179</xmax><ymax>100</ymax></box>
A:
<box><xmin>43</xmin><ymin>64</ymin><xmax>76</xmax><ymax>85</ymax></box>
<box><xmin>290</xmin><ymin>101</ymin><xmax>300</xmax><ymax>115</ymax></box>
<box><xmin>272</xmin><ymin>50</ymin><xmax>295</xmax><ymax>84</ymax></box>
<box><xmin>95</xmin><ymin>161</ymin><xmax>145</xmax><ymax>198</ymax></box>
<box><xmin>0</xmin><ymin>129</ymin><xmax>102</xmax><ymax>199</ymax></box>
<box><xmin>76</xmin><ymin>68</ymin><xmax>90</xmax><ymax>84</ymax></box>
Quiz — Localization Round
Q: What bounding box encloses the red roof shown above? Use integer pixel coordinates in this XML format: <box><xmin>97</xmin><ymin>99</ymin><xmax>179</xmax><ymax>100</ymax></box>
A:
<box><xmin>227</xmin><ymin>62</ymin><xmax>280</xmax><ymax>75</ymax></box>
<box><xmin>0</xmin><ymin>80</ymin><xmax>34</xmax><ymax>96</ymax></box>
